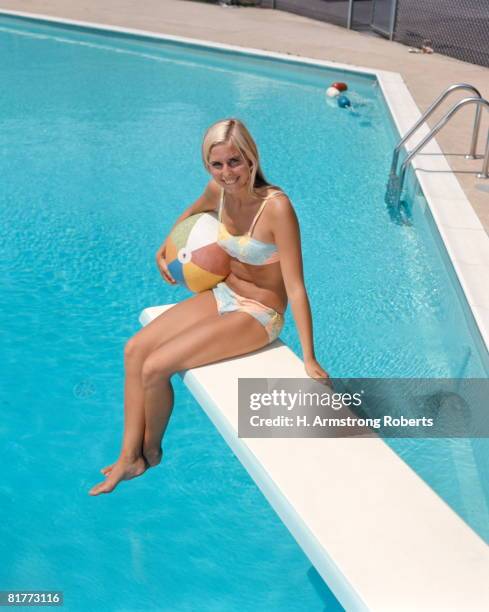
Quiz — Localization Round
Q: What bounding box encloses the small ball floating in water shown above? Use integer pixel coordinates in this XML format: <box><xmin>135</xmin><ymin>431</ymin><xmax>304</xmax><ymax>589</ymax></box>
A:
<box><xmin>325</xmin><ymin>81</ymin><xmax>350</xmax><ymax>107</ymax></box>
<box><xmin>337</xmin><ymin>95</ymin><xmax>351</xmax><ymax>108</ymax></box>
<box><xmin>326</xmin><ymin>86</ymin><xmax>340</xmax><ymax>98</ymax></box>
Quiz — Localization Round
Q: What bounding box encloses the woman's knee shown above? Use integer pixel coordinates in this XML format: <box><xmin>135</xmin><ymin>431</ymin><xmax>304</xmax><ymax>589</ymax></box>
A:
<box><xmin>141</xmin><ymin>354</ymin><xmax>174</xmax><ymax>389</ymax></box>
<box><xmin>124</xmin><ymin>335</ymin><xmax>148</xmax><ymax>368</ymax></box>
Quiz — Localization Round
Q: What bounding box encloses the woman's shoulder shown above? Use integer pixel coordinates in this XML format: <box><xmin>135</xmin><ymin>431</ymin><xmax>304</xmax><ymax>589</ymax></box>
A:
<box><xmin>263</xmin><ymin>192</ymin><xmax>300</xmax><ymax>244</ymax></box>
<box><xmin>258</xmin><ymin>186</ymin><xmax>296</xmax><ymax>234</ymax></box>
<box><xmin>261</xmin><ymin>186</ymin><xmax>294</xmax><ymax>216</ymax></box>
<box><xmin>188</xmin><ymin>180</ymin><xmax>221</xmax><ymax>215</ymax></box>
<box><xmin>205</xmin><ymin>179</ymin><xmax>222</xmax><ymax>199</ymax></box>
<box><xmin>260</xmin><ymin>185</ymin><xmax>291</xmax><ymax>205</ymax></box>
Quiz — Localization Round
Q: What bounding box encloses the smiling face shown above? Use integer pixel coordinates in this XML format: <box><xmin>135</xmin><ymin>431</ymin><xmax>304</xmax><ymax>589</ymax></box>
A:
<box><xmin>207</xmin><ymin>142</ymin><xmax>252</xmax><ymax>193</ymax></box>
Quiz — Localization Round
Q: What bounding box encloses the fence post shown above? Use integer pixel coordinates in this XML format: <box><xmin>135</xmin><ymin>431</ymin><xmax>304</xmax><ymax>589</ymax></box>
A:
<box><xmin>389</xmin><ymin>0</ymin><xmax>399</xmax><ymax>40</ymax></box>
<box><xmin>347</xmin><ymin>0</ymin><xmax>354</xmax><ymax>29</ymax></box>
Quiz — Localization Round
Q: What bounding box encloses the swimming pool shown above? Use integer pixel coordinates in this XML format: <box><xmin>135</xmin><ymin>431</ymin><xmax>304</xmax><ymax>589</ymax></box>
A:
<box><xmin>0</xmin><ymin>12</ymin><xmax>487</xmax><ymax>610</ymax></box>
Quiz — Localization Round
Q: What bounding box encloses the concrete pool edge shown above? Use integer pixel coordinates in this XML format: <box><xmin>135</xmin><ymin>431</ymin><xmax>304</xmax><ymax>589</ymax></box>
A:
<box><xmin>375</xmin><ymin>71</ymin><xmax>489</xmax><ymax>359</ymax></box>
<box><xmin>140</xmin><ymin>304</ymin><xmax>489</xmax><ymax>611</ymax></box>
<box><xmin>1</xmin><ymin>7</ymin><xmax>488</xmax><ymax>357</ymax></box>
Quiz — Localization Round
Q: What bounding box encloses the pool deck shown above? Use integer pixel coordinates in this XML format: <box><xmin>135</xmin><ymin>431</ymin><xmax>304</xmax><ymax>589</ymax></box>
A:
<box><xmin>0</xmin><ymin>0</ymin><xmax>488</xmax><ymax>232</ymax></box>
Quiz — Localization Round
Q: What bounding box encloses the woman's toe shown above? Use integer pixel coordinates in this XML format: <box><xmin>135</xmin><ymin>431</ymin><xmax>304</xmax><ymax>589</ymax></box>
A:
<box><xmin>89</xmin><ymin>482</ymin><xmax>105</xmax><ymax>496</ymax></box>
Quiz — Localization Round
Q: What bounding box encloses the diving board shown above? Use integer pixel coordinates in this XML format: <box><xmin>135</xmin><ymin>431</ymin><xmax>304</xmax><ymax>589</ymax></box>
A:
<box><xmin>140</xmin><ymin>304</ymin><xmax>489</xmax><ymax>612</ymax></box>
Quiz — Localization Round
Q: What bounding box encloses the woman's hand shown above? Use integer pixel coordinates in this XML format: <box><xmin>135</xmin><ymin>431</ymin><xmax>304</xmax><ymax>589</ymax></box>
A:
<box><xmin>156</xmin><ymin>247</ymin><xmax>176</xmax><ymax>285</ymax></box>
<box><xmin>304</xmin><ymin>357</ymin><xmax>331</xmax><ymax>384</ymax></box>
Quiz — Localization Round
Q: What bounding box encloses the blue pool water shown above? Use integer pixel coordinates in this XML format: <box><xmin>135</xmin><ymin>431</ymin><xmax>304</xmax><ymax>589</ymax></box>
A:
<box><xmin>1</xmin><ymin>14</ymin><xmax>488</xmax><ymax>610</ymax></box>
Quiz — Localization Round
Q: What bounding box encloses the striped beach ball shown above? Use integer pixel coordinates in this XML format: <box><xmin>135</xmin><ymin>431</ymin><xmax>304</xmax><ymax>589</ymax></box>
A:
<box><xmin>165</xmin><ymin>212</ymin><xmax>231</xmax><ymax>292</ymax></box>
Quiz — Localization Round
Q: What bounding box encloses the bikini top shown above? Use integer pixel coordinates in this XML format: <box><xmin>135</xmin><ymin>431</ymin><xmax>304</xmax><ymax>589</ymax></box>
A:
<box><xmin>217</xmin><ymin>188</ymin><xmax>281</xmax><ymax>265</ymax></box>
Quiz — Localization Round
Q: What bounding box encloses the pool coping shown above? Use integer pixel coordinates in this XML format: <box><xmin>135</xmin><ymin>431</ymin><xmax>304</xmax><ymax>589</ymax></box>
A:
<box><xmin>3</xmin><ymin>9</ymin><xmax>488</xmax><ymax>609</ymax></box>
<box><xmin>1</xmin><ymin>7</ymin><xmax>488</xmax><ymax>356</ymax></box>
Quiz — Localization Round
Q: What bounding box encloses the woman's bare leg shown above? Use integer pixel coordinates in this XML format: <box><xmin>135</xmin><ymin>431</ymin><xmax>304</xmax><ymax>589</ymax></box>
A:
<box><xmin>89</xmin><ymin>291</ymin><xmax>219</xmax><ymax>495</ymax></box>
<box><xmin>91</xmin><ymin>311</ymin><xmax>269</xmax><ymax>495</ymax></box>
<box><xmin>141</xmin><ymin>377</ymin><xmax>174</xmax><ymax>467</ymax></box>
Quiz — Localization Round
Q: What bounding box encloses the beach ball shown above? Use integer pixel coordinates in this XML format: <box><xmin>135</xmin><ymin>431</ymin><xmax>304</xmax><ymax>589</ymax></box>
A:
<box><xmin>165</xmin><ymin>212</ymin><xmax>231</xmax><ymax>292</ymax></box>
<box><xmin>326</xmin><ymin>86</ymin><xmax>340</xmax><ymax>98</ymax></box>
<box><xmin>337</xmin><ymin>95</ymin><xmax>351</xmax><ymax>108</ymax></box>
<box><xmin>332</xmin><ymin>82</ymin><xmax>348</xmax><ymax>92</ymax></box>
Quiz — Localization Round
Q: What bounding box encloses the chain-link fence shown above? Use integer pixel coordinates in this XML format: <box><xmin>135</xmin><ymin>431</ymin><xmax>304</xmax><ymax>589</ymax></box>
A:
<box><xmin>394</xmin><ymin>0</ymin><xmax>489</xmax><ymax>67</ymax></box>
<box><xmin>211</xmin><ymin>0</ymin><xmax>488</xmax><ymax>67</ymax></box>
<box><xmin>259</xmin><ymin>0</ymin><xmax>373</xmax><ymax>29</ymax></box>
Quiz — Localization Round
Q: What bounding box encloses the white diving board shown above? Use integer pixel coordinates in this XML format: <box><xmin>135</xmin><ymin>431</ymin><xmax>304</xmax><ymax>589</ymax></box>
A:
<box><xmin>140</xmin><ymin>304</ymin><xmax>489</xmax><ymax>612</ymax></box>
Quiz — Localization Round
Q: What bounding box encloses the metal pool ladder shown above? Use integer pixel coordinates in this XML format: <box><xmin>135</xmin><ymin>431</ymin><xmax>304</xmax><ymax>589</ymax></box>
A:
<box><xmin>385</xmin><ymin>83</ymin><xmax>489</xmax><ymax>211</ymax></box>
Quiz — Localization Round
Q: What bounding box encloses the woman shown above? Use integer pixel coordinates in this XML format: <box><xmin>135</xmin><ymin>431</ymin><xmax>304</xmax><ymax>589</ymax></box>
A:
<box><xmin>89</xmin><ymin>118</ymin><xmax>329</xmax><ymax>496</ymax></box>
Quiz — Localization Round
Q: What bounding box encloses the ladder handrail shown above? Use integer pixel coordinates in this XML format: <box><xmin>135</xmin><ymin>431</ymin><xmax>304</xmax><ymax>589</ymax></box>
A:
<box><xmin>397</xmin><ymin>97</ymin><xmax>489</xmax><ymax>202</ymax></box>
<box><xmin>390</xmin><ymin>83</ymin><xmax>482</xmax><ymax>176</ymax></box>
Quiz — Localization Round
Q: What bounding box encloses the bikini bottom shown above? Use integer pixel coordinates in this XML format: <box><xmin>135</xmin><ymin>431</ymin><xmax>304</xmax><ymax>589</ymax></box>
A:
<box><xmin>212</xmin><ymin>282</ymin><xmax>284</xmax><ymax>344</ymax></box>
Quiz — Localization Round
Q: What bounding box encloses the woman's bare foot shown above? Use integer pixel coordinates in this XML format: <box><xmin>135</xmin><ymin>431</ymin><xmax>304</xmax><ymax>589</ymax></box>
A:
<box><xmin>89</xmin><ymin>456</ymin><xmax>148</xmax><ymax>496</ymax></box>
<box><xmin>101</xmin><ymin>446</ymin><xmax>162</xmax><ymax>474</ymax></box>
<box><xmin>143</xmin><ymin>444</ymin><xmax>163</xmax><ymax>467</ymax></box>
<box><xmin>101</xmin><ymin>448</ymin><xmax>162</xmax><ymax>475</ymax></box>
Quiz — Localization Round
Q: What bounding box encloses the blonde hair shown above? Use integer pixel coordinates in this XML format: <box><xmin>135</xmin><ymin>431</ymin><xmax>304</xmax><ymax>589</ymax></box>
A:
<box><xmin>202</xmin><ymin>118</ymin><xmax>270</xmax><ymax>196</ymax></box>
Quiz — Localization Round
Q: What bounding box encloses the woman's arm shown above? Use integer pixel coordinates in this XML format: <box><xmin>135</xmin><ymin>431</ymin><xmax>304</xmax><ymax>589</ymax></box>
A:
<box><xmin>155</xmin><ymin>180</ymin><xmax>221</xmax><ymax>283</ymax></box>
<box><xmin>271</xmin><ymin>196</ymin><xmax>330</xmax><ymax>380</ymax></box>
